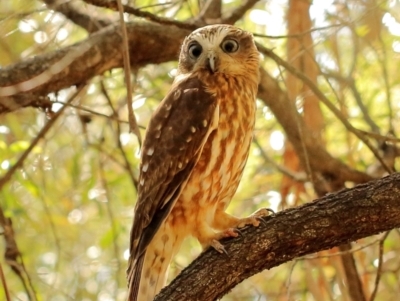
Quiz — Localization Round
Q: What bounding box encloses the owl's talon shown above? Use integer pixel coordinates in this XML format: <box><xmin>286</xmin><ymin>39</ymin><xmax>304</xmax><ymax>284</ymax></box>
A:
<box><xmin>237</xmin><ymin>208</ymin><xmax>273</xmax><ymax>228</ymax></box>
<box><xmin>256</xmin><ymin>216</ymin><xmax>267</xmax><ymax>226</ymax></box>
<box><xmin>210</xmin><ymin>239</ymin><xmax>229</xmax><ymax>256</ymax></box>
<box><xmin>257</xmin><ymin>208</ymin><xmax>275</xmax><ymax>225</ymax></box>
<box><xmin>265</xmin><ymin>208</ymin><xmax>275</xmax><ymax>215</ymax></box>
<box><xmin>234</xmin><ymin>228</ymin><xmax>244</xmax><ymax>236</ymax></box>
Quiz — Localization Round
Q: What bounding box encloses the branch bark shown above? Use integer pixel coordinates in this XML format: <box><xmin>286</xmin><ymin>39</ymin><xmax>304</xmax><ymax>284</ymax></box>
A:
<box><xmin>154</xmin><ymin>173</ymin><xmax>400</xmax><ymax>301</ymax></box>
<box><xmin>43</xmin><ymin>0</ymin><xmax>111</xmax><ymax>32</ymax></box>
<box><xmin>0</xmin><ymin>22</ymin><xmax>189</xmax><ymax>112</ymax></box>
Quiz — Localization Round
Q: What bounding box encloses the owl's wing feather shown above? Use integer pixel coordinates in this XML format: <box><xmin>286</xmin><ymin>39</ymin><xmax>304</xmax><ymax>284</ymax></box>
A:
<box><xmin>127</xmin><ymin>76</ymin><xmax>218</xmax><ymax>274</ymax></box>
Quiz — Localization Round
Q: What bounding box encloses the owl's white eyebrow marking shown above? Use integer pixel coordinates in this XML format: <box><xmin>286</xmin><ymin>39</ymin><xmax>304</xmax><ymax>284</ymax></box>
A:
<box><xmin>142</xmin><ymin>163</ymin><xmax>149</xmax><ymax>172</ymax></box>
<box><xmin>147</xmin><ymin>147</ymin><xmax>154</xmax><ymax>156</ymax></box>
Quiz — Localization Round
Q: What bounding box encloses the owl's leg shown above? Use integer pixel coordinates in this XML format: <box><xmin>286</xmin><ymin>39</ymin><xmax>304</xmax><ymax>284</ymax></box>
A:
<box><xmin>212</xmin><ymin>208</ymin><xmax>271</xmax><ymax>230</ymax></box>
<box><xmin>194</xmin><ymin>221</ymin><xmax>239</xmax><ymax>254</ymax></box>
<box><xmin>194</xmin><ymin>209</ymin><xmax>271</xmax><ymax>254</ymax></box>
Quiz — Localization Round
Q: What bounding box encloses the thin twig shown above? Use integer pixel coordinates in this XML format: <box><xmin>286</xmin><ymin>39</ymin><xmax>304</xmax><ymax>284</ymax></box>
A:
<box><xmin>358</xmin><ymin>130</ymin><xmax>400</xmax><ymax>143</ymax></box>
<box><xmin>0</xmin><ymin>262</ymin><xmax>11</xmax><ymax>301</ymax></box>
<box><xmin>114</xmin><ymin>0</ymin><xmax>142</xmax><ymax>146</ymax></box>
<box><xmin>258</xmin><ymin>45</ymin><xmax>392</xmax><ymax>174</ymax></box>
<box><xmin>253</xmin><ymin>23</ymin><xmax>346</xmax><ymax>39</ymax></box>
<box><xmin>253</xmin><ymin>137</ymin><xmax>307</xmax><ymax>182</ymax></box>
<box><xmin>83</xmin><ymin>0</ymin><xmax>196</xmax><ymax>30</ymax></box>
<box><xmin>98</xmin><ymin>159</ymin><xmax>121</xmax><ymax>298</ymax></box>
<box><xmin>52</xmin><ymin>100</ymin><xmax>138</xmax><ymax>126</ymax></box>
<box><xmin>324</xmin><ymin>72</ymin><xmax>380</xmax><ymax>134</ymax></box>
<box><xmin>25</xmin><ymin>171</ymin><xmax>62</xmax><ymax>286</ymax></box>
<box><xmin>101</xmin><ymin>82</ymin><xmax>138</xmax><ymax>190</ymax></box>
<box><xmin>285</xmin><ymin>260</ymin><xmax>298</xmax><ymax>301</ymax></box>
<box><xmin>222</xmin><ymin>0</ymin><xmax>259</xmax><ymax>24</ymax></box>
<box><xmin>301</xmin><ymin>236</ymin><xmax>383</xmax><ymax>260</ymax></box>
<box><xmin>369</xmin><ymin>231</ymin><xmax>390</xmax><ymax>301</ymax></box>
<box><xmin>0</xmin><ymin>206</ymin><xmax>37</xmax><ymax>300</ymax></box>
<box><xmin>0</xmin><ymin>85</ymin><xmax>86</xmax><ymax>190</ymax></box>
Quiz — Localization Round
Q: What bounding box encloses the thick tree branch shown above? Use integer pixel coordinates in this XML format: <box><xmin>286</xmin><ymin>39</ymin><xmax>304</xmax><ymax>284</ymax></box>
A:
<box><xmin>155</xmin><ymin>173</ymin><xmax>400</xmax><ymax>301</ymax></box>
<box><xmin>0</xmin><ymin>22</ymin><xmax>189</xmax><ymax>112</ymax></box>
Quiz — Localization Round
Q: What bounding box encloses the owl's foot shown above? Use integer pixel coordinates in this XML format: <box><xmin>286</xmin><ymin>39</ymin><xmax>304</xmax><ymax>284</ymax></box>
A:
<box><xmin>200</xmin><ymin>228</ymin><xmax>239</xmax><ymax>254</ymax></box>
<box><xmin>210</xmin><ymin>240</ymin><xmax>228</xmax><ymax>255</ymax></box>
<box><xmin>237</xmin><ymin>208</ymin><xmax>273</xmax><ymax>228</ymax></box>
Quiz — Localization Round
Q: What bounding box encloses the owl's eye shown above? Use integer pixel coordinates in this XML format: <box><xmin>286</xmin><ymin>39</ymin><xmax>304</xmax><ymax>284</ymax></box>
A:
<box><xmin>221</xmin><ymin>39</ymin><xmax>239</xmax><ymax>53</ymax></box>
<box><xmin>188</xmin><ymin>43</ymin><xmax>203</xmax><ymax>59</ymax></box>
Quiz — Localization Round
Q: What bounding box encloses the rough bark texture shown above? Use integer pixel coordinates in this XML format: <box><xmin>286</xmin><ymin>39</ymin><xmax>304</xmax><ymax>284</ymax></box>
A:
<box><xmin>0</xmin><ymin>22</ymin><xmax>189</xmax><ymax>105</ymax></box>
<box><xmin>154</xmin><ymin>173</ymin><xmax>400</xmax><ymax>301</ymax></box>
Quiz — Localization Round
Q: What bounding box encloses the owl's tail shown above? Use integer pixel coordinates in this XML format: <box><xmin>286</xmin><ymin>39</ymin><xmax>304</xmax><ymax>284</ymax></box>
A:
<box><xmin>127</xmin><ymin>222</ymin><xmax>184</xmax><ymax>301</ymax></box>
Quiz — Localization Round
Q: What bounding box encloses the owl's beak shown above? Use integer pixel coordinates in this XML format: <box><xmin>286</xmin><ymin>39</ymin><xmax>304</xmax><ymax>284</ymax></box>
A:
<box><xmin>207</xmin><ymin>52</ymin><xmax>217</xmax><ymax>73</ymax></box>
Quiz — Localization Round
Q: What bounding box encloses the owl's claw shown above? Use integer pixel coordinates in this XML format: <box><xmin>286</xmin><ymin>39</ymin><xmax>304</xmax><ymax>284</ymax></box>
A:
<box><xmin>237</xmin><ymin>208</ymin><xmax>273</xmax><ymax>228</ymax></box>
<box><xmin>257</xmin><ymin>208</ymin><xmax>275</xmax><ymax>225</ymax></box>
<box><xmin>210</xmin><ymin>239</ymin><xmax>229</xmax><ymax>256</ymax></box>
<box><xmin>234</xmin><ymin>228</ymin><xmax>244</xmax><ymax>236</ymax></box>
<box><xmin>203</xmin><ymin>228</ymin><xmax>239</xmax><ymax>256</ymax></box>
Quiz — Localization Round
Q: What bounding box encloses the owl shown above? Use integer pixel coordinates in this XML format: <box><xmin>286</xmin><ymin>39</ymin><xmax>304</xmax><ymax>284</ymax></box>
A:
<box><xmin>127</xmin><ymin>24</ymin><xmax>268</xmax><ymax>301</ymax></box>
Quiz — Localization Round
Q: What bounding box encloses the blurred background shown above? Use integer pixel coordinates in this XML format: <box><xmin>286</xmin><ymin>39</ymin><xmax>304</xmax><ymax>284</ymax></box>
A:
<box><xmin>0</xmin><ymin>0</ymin><xmax>399</xmax><ymax>300</ymax></box>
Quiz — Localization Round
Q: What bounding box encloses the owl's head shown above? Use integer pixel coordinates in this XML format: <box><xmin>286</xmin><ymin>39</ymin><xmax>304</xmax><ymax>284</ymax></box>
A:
<box><xmin>177</xmin><ymin>25</ymin><xmax>260</xmax><ymax>78</ymax></box>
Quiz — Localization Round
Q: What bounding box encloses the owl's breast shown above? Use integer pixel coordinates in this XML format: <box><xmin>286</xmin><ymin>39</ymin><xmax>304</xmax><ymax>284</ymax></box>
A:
<box><xmin>181</xmin><ymin>75</ymin><xmax>257</xmax><ymax>208</ymax></box>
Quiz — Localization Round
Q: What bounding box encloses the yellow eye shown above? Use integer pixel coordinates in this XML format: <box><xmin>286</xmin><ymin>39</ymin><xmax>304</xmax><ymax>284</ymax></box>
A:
<box><xmin>188</xmin><ymin>43</ymin><xmax>202</xmax><ymax>59</ymax></box>
<box><xmin>221</xmin><ymin>39</ymin><xmax>239</xmax><ymax>53</ymax></box>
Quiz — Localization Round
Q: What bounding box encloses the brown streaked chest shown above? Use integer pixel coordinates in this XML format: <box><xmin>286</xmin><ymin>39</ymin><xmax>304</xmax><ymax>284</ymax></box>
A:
<box><xmin>181</xmin><ymin>75</ymin><xmax>257</xmax><ymax>206</ymax></box>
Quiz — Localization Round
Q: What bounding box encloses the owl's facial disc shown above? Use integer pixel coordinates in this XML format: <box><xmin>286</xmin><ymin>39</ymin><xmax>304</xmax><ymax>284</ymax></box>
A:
<box><xmin>177</xmin><ymin>25</ymin><xmax>260</xmax><ymax>77</ymax></box>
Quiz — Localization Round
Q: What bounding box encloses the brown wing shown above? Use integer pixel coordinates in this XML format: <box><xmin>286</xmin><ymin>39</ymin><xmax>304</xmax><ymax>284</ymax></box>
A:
<box><xmin>127</xmin><ymin>75</ymin><xmax>218</xmax><ymax>269</ymax></box>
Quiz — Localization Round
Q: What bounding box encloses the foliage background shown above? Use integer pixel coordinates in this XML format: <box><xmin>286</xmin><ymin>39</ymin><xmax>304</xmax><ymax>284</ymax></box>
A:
<box><xmin>0</xmin><ymin>0</ymin><xmax>399</xmax><ymax>300</ymax></box>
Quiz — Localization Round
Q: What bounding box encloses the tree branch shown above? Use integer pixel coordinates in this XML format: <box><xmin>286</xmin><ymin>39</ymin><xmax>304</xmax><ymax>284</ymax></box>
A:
<box><xmin>0</xmin><ymin>22</ymin><xmax>189</xmax><ymax>112</ymax></box>
<box><xmin>222</xmin><ymin>0</ymin><xmax>260</xmax><ymax>24</ymax></box>
<box><xmin>257</xmin><ymin>68</ymin><xmax>372</xmax><ymax>185</ymax></box>
<box><xmin>42</xmin><ymin>0</ymin><xmax>111</xmax><ymax>32</ymax></box>
<box><xmin>155</xmin><ymin>173</ymin><xmax>400</xmax><ymax>301</ymax></box>
<box><xmin>82</xmin><ymin>0</ymin><xmax>197</xmax><ymax>30</ymax></box>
